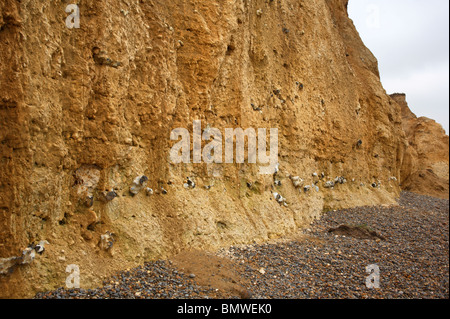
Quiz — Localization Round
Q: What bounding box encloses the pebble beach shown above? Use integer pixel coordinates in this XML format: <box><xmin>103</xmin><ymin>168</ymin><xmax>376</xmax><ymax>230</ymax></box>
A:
<box><xmin>35</xmin><ymin>192</ymin><xmax>449</xmax><ymax>299</ymax></box>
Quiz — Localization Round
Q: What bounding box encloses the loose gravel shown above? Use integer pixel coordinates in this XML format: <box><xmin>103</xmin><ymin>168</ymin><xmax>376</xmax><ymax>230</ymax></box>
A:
<box><xmin>35</xmin><ymin>192</ymin><xmax>449</xmax><ymax>299</ymax></box>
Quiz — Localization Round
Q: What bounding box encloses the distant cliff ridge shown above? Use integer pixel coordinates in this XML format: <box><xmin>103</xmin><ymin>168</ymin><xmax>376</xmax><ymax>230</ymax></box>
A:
<box><xmin>391</xmin><ymin>93</ymin><xmax>449</xmax><ymax>199</ymax></box>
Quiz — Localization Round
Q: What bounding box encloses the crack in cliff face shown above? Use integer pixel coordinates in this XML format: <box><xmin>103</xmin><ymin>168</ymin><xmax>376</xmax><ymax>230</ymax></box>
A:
<box><xmin>0</xmin><ymin>0</ymin><xmax>430</xmax><ymax>298</ymax></box>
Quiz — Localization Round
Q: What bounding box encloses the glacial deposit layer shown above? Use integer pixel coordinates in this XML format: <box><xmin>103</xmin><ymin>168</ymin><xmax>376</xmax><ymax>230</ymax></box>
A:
<box><xmin>1</xmin><ymin>0</ymin><xmax>409</xmax><ymax>298</ymax></box>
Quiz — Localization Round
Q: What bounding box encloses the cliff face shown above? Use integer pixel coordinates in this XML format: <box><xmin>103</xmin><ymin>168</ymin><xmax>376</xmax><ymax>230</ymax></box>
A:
<box><xmin>391</xmin><ymin>93</ymin><xmax>449</xmax><ymax>199</ymax></box>
<box><xmin>0</xmin><ymin>0</ymin><xmax>406</xmax><ymax>297</ymax></box>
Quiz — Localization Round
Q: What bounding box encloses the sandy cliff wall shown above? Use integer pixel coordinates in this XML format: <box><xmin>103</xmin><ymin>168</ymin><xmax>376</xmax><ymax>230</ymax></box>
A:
<box><xmin>391</xmin><ymin>93</ymin><xmax>449</xmax><ymax>199</ymax></box>
<box><xmin>0</xmin><ymin>0</ymin><xmax>406</xmax><ymax>297</ymax></box>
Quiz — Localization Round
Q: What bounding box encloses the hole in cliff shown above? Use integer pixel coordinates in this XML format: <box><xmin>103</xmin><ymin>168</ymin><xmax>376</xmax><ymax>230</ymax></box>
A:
<box><xmin>226</xmin><ymin>45</ymin><xmax>235</xmax><ymax>55</ymax></box>
<box><xmin>216</xmin><ymin>221</ymin><xmax>228</xmax><ymax>229</ymax></box>
<box><xmin>388</xmin><ymin>113</ymin><xmax>394</xmax><ymax>122</ymax></box>
<box><xmin>92</xmin><ymin>46</ymin><xmax>101</xmax><ymax>58</ymax></box>
<box><xmin>59</xmin><ymin>212</ymin><xmax>70</xmax><ymax>225</ymax></box>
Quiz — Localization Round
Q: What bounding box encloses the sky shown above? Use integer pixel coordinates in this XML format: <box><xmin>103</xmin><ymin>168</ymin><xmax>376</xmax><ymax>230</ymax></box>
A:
<box><xmin>348</xmin><ymin>0</ymin><xmax>449</xmax><ymax>134</ymax></box>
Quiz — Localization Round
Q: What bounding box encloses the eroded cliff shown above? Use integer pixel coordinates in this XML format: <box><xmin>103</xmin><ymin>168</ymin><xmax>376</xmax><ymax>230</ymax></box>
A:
<box><xmin>391</xmin><ymin>93</ymin><xmax>449</xmax><ymax>199</ymax></box>
<box><xmin>1</xmin><ymin>0</ymin><xmax>407</xmax><ymax>298</ymax></box>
